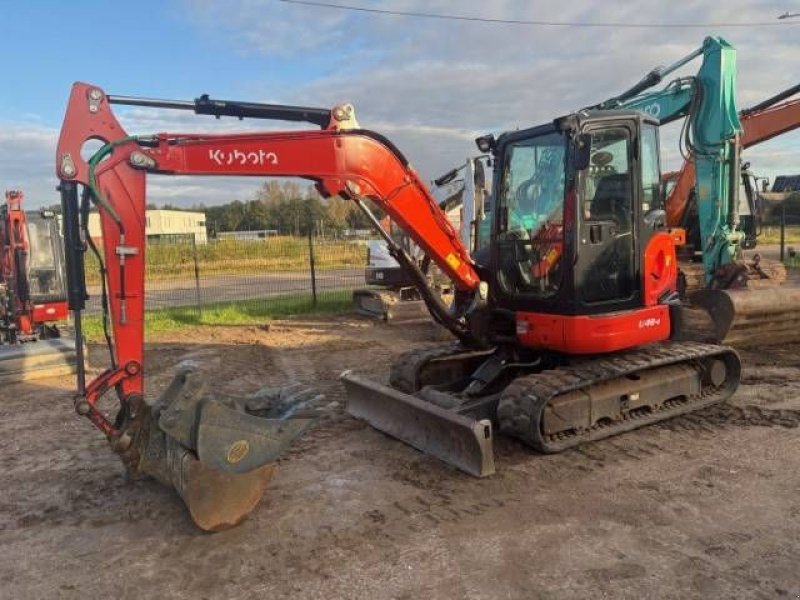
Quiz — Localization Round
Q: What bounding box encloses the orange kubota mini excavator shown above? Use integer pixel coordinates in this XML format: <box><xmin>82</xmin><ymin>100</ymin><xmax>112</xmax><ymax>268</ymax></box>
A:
<box><xmin>0</xmin><ymin>190</ymin><xmax>77</xmax><ymax>381</ymax></box>
<box><xmin>56</xmin><ymin>37</ymin><xmax>744</xmax><ymax>530</ymax></box>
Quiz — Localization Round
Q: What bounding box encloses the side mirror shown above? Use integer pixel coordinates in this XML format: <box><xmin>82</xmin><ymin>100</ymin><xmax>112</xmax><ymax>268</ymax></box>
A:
<box><xmin>575</xmin><ymin>133</ymin><xmax>592</xmax><ymax>170</ymax></box>
<box><xmin>475</xmin><ymin>134</ymin><xmax>496</xmax><ymax>153</ymax></box>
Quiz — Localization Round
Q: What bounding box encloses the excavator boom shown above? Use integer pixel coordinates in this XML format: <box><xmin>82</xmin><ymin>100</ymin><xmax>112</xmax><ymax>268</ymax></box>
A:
<box><xmin>56</xmin><ymin>82</ymin><xmax>482</xmax><ymax>530</ymax></box>
<box><xmin>666</xmin><ymin>83</ymin><xmax>800</xmax><ymax>230</ymax></box>
<box><xmin>665</xmin><ymin>84</ymin><xmax>800</xmax><ymax>346</ymax></box>
<box><xmin>592</xmin><ymin>38</ymin><xmax>800</xmax><ymax>347</ymax></box>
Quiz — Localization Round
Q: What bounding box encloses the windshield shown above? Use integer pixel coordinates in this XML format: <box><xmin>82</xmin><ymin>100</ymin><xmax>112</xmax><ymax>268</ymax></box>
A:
<box><xmin>26</xmin><ymin>219</ymin><xmax>64</xmax><ymax>300</ymax></box>
<box><xmin>501</xmin><ymin>132</ymin><xmax>566</xmax><ymax>235</ymax></box>
<box><xmin>496</xmin><ymin>131</ymin><xmax>567</xmax><ymax>298</ymax></box>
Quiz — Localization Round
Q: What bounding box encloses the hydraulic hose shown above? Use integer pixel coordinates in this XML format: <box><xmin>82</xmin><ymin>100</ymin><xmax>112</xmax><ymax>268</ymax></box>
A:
<box><xmin>86</xmin><ymin>136</ymin><xmax>145</xmax><ymax>233</ymax></box>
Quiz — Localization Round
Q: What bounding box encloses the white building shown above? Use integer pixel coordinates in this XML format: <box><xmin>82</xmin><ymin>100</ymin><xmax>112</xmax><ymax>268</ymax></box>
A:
<box><xmin>217</xmin><ymin>229</ymin><xmax>278</xmax><ymax>241</ymax></box>
<box><xmin>87</xmin><ymin>209</ymin><xmax>207</xmax><ymax>244</ymax></box>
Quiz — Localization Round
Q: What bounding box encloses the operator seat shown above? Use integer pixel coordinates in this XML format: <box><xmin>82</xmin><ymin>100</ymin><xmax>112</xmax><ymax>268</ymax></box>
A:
<box><xmin>590</xmin><ymin>173</ymin><xmax>632</xmax><ymax>230</ymax></box>
<box><xmin>584</xmin><ymin>172</ymin><xmax>634</xmax><ymax>302</ymax></box>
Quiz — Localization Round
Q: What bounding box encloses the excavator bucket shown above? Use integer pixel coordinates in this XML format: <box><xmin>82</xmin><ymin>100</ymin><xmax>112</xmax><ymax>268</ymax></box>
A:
<box><xmin>0</xmin><ymin>337</ymin><xmax>78</xmax><ymax>383</ymax></box>
<box><xmin>132</xmin><ymin>366</ymin><xmax>321</xmax><ymax>531</ymax></box>
<box><xmin>690</xmin><ymin>284</ymin><xmax>800</xmax><ymax>346</ymax></box>
<box><xmin>341</xmin><ymin>370</ymin><xmax>495</xmax><ymax>477</ymax></box>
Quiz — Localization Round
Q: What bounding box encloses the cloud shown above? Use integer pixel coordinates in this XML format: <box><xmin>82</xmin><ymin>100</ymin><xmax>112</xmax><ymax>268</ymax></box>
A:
<box><xmin>197</xmin><ymin>0</ymin><xmax>798</xmax><ymax>180</ymax></box>
<box><xmin>0</xmin><ymin>122</ymin><xmax>60</xmax><ymax>207</ymax></box>
<box><xmin>185</xmin><ymin>0</ymin><xmax>352</xmax><ymax>57</ymax></box>
<box><xmin>5</xmin><ymin>0</ymin><xmax>800</xmax><ymax>209</ymax></box>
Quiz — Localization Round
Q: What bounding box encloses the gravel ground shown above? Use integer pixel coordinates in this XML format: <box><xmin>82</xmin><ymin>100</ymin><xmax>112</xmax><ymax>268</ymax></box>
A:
<box><xmin>1</xmin><ymin>316</ymin><xmax>798</xmax><ymax>599</ymax></box>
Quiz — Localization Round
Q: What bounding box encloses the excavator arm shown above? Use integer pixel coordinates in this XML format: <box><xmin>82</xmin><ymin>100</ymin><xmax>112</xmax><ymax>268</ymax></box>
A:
<box><xmin>55</xmin><ymin>82</ymin><xmax>480</xmax><ymax>530</ymax></box>
<box><xmin>595</xmin><ymin>36</ymin><xmax>742</xmax><ymax>285</ymax></box>
<box><xmin>601</xmin><ymin>46</ymin><xmax>800</xmax><ymax>346</ymax></box>
<box><xmin>665</xmin><ymin>83</ymin><xmax>800</xmax><ymax>233</ymax></box>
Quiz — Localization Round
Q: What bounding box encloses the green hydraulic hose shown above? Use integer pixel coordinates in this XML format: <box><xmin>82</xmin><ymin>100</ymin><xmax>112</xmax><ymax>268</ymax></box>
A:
<box><xmin>86</xmin><ymin>136</ymin><xmax>142</xmax><ymax>231</ymax></box>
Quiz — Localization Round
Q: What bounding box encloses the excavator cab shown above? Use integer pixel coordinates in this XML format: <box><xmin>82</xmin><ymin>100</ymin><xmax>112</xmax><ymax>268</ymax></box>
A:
<box><xmin>348</xmin><ymin>108</ymin><xmax>743</xmax><ymax>477</ymax></box>
<box><xmin>487</xmin><ymin>111</ymin><xmax>673</xmax><ymax>350</ymax></box>
<box><xmin>0</xmin><ymin>194</ymin><xmax>75</xmax><ymax>382</ymax></box>
<box><xmin>24</xmin><ymin>211</ymin><xmax>68</xmax><ymax>309</ymax></box>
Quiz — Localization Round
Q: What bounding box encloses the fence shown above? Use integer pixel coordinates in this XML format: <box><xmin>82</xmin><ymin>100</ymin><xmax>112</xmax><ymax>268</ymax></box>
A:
<box><xmin>758</xmin><ymin>196</ymin><xmax>800</xmax><ymax>269</ymax></box>
<box><xmin>83</xmin><ymin>233</ymin><xmax>370</xmax><ymax>320</ymax></box>
<box><xmin>761</xmin><ymin>201</ymin><xmax>800</xmax><ymax>268</ymax></box>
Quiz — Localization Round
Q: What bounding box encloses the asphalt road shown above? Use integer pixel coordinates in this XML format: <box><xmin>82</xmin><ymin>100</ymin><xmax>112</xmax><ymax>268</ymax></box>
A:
<box><xmin>85</xmin><ymin>267</ymin><xmax>365</xmax><ymax>312</ymax></box>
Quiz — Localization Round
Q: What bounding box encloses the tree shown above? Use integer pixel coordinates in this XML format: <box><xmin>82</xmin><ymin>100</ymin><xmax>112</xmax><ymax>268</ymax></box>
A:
<box><xmin>218</xmin><ymin>200</ymin><xmax>247</xmax><ymax>231</ymax></box>
<box><xmin>345</xmin><ymin>198</ymin><xmax>381</xmax><ymax>230</ymax></box>
<box><xmin>184</xmin><ymin>179</ymin><xmax>385</xmax><ymax>236</ymax></box>
<box><xmin>240</xmin><ymin>200</ymin><xmax>271</xmax><ymax>231</ymax></box>
<box><xmin>325</xmin><ymin>195</ymin><xmax>350</xmax><ymax>232</ymax></box>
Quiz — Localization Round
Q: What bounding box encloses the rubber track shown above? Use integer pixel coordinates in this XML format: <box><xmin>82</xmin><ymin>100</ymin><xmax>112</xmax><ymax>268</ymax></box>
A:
<box><xmin>497</xmin><ymin>341</ymin><xmax>741</xmax><ymax>453</ymax></box>
<box><xmin>389</xmin><ymin>343</ymin><xmax>468</xmax><ymax>394</ymax></box>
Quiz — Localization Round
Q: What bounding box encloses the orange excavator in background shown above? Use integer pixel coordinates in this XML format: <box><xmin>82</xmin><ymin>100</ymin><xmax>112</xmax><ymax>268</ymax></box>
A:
<box><xmin>0</xmin><ymin>190</ymin><xmax>77</xmax><ymax>381</ymax></box>
<box><xmin>55</xmin><ymin>37</ymin><xmax>746</xmax><ymax>531</ymax></box>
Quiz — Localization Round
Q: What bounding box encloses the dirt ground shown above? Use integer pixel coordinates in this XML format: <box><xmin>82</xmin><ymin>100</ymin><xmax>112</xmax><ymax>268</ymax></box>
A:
<box><xmin>1</xmin><ymin>316</ymin><xmax>799</xmax><ymax>599</ymax></box>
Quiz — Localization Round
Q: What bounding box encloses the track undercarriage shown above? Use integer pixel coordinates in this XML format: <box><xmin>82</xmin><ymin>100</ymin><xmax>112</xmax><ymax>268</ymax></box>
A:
<box><xmin>343</xmin><ymin>341</ymin><xmax>741</xmax><ymax>476</ymax></box>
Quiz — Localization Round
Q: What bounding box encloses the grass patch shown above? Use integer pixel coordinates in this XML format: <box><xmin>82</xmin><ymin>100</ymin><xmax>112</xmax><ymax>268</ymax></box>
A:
<box><xmin>82</xmin><ymin>291</ymin><xmax>354</xmax><ymax>341</ymax></box>
<box><xmin>85</xmin><ymin>236</ymin><xmax>367</xmax><ymax>284</ymax></box>
<box><xmin>758</xmin><ymin>226</ymin><xmax>800</xmax><ymax>245</ymax></box>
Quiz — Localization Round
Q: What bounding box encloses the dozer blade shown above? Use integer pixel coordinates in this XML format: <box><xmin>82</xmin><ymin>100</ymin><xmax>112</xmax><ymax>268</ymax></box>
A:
<box><xmin>0</xmin><ymin>337</ymin><xmax>78</xmax><ymax>383</ymax></box>
<box><xmin>341</xmin><ymin>370</ymin><xmax>495</xmax><ymax>477</ymax></box>
<box><xmin>134</xmin><ymin>365</ymin><xmax>321</xmax><ymax>531</ymax></box>
<box><xmin>690</xmin><ymin>285</ymin><xmax>800</xmax><ymax>346</ymax></box>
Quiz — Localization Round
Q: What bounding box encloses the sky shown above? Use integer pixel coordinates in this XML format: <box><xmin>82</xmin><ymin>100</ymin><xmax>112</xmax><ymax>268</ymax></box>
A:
<box><xmin>0</xmin><ymin>0</ymin><xmax>798</xmax><ymax>208</ymax></box>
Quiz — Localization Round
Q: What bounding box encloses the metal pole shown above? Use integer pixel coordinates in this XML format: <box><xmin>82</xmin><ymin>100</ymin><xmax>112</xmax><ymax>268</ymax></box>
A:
<box><xmin>780</xmin><ymin>202</ymin><xmax>786</xmax><ymax>262</ymax></box>
<box><xmin>308</xmin><ymin>231</ymin><xmax>317</xmax><ymax>307</ymax></box>
<box><xmin>192</xmin><ymin>235</ymin><xmax>202</xmax><ymax>318</ymax></box>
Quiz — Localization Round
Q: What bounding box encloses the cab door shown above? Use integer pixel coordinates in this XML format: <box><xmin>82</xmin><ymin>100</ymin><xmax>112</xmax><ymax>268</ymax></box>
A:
<box><xmin>574</xmin><ymin>124</ymin><xmax>639</xmax><ymax>311</ymax></box>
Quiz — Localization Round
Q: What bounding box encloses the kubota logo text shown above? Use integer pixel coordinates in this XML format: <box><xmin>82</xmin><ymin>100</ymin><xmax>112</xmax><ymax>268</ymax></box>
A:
<box><xmin>209</xmin><ymin>149</ymin><xmax>279</xmax><ymax>166</ymax></box>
